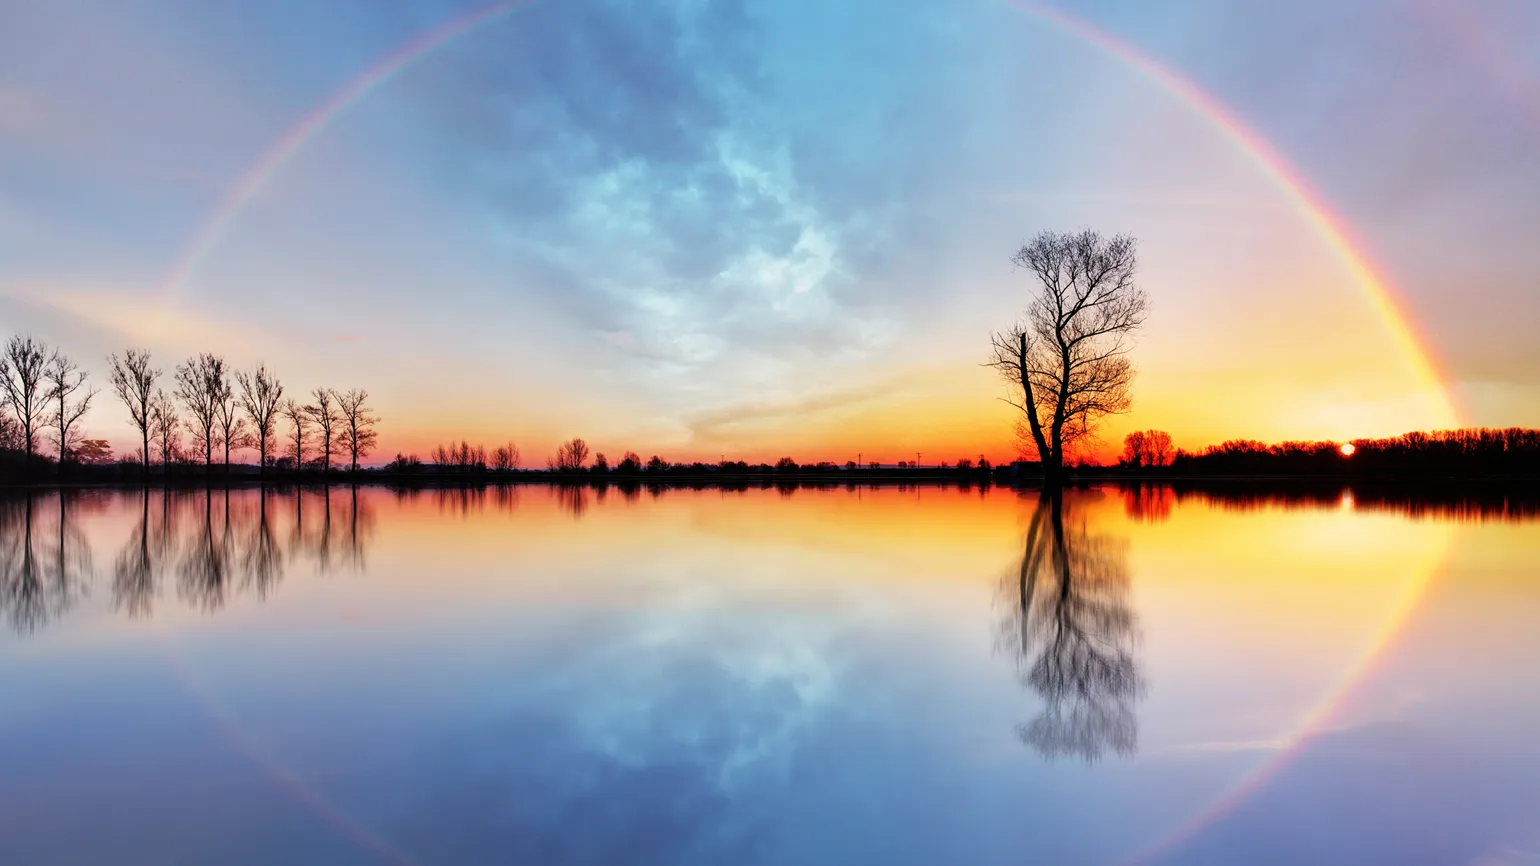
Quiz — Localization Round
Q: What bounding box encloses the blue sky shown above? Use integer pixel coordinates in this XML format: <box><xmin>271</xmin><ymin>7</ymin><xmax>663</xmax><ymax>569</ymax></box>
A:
<box><xmin>2</xmin><ymin>0</ymin><xmax>1537</xmax><ymax>462</ymax></box>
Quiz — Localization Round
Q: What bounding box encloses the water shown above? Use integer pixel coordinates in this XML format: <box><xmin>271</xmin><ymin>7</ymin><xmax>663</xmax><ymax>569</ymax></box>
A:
<box><xmin>1</xmin><ymin>484</ymin><xmax>1537</xmax><ymax>865</ymax></box>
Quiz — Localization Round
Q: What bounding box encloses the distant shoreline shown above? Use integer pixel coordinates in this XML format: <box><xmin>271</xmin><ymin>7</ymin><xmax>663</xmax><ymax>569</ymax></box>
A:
<box><xmin>2</xmin><ymin>469</ymin><xmax>1535</xmax><ymax>491</ymax></box>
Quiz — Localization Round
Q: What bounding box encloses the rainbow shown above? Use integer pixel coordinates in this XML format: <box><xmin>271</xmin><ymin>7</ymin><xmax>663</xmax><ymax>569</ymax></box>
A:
<box><xmin>1114</xmin><ymin>499</ymin><xmax>1454</xmax><ymax>865</ymax></box>
<box><xmin>152</xmin><ymin>1</ymin><xmax>1463</xmax><ymax>855</ymax></box>
<box><xmin>995</xmin><ymin>3</ymin><xmax>1460</xmax><ymax>858</ymax></box>
<box><xmin>154</xmin><ymin>0</ymin><xmax>1460</xmax><ymax>435</ymax></box>
<box><xmin>1004</xmin><ymin>0</ymin><xmax>1457</xmax><ymax>430</ymax></box>
<box><xmin>153</xmin><ymin>0</ymin><xmax>548</xmax><ymax>314</ymax></box>
<box><xmin>155</xmin><ymin>0</ymin><xmax>1460</xmax><ymax>435</ymax></box>
<box><xmin>167</xmin><ymin>652</ymin><xmax>422</xmax><ymax>864</ymax></box>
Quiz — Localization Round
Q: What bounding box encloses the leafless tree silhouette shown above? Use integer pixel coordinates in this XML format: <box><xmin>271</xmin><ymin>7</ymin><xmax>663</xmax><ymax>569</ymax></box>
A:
<box><xmin>1122</xmin><ymin>430</ymin><xmax>1174</xmax><ymax>469</ymax></box>
<box><xmin>236</xmin><ymin>363</ymin><xmax>283</xmax><ymax>478</ymax></box>
<box><xmin>206</xmin><ymin>357</ymin><xmax>244</xmax><ymax>472</ymax></box>
<box><xmin>432</xmin><ymin>441</ymin><xmax>487</xmax><ymax>473</ymax></box>
<box><xmin>280</xmin><ymin>398</ymin><xmax>311</xmax><ymax>472</ymax></box>
<box><xmin>988</xmin><ymin>230</ymin><xmax>1147</xmax><ymax>482</ymax></box>
<box><xmin>0</xmin><ymin>413</ymin><xmax>21</xmax><ymax>451</ymax></box>
<box><xmin>305</xmin><ymin>388</ymin><xmax>341</xmax><ymax>473</ymax></box>
<box><xmin>492</xmin><ymin>442</ymin><xmax>521</xmax><ymax>472</ymax></box>
<box><xmin>43</xmin><ymin>350</ymin><xmax>96</xmax><ymax>467</ymax></box>
<box><xmin>998</xmin><ymin>491</ymin><xmax>1144</xmax><ymax>762</ymax></box>
<box><xmin>336</xmin><ymin>388</ymin><xmax>378</xmax><ymax>472</ymax></box>
<box><xmin>1</xmin><ymin>336</ymin><xmax>53</xmax><ymax>461</ymax></box>
<box><xmin>107</xmin><ymin>349</ymin><xmax>161</xmax><ymax>470</ymax></box>
<box><xmin>176</xmin><ymin>353</ymin><xmax>225</xmax><ymax>469</ymax></box>
<box><xmin>551</xmin><ymin>438</ymin><xmax>590</xmax><ymax>472</ymax></box>
<box><xmin>150</xmin><ymin>389</ymin><xmax>181</xmax><ymax>468</ymax></box>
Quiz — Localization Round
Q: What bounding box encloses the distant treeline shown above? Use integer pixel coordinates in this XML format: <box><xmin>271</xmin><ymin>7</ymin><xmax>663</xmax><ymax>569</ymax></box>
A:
<box><xmin>385</xmin><ymin>438</ymin><xmax>1008</xmax><ymax>479</ymax></box>
<box><xmin>1120</xmin><ymin>479</ymin><xmax>1540</xmax><ymax>523</ymax></box>
<box><xmin>1157</xmin><ymin>428</ymin><xmax>1540</xmax><ymax>477</ymax></box>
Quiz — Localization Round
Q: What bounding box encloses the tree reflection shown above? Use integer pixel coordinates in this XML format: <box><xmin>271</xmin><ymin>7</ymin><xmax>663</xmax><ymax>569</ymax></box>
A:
<box><xmin>557</xmin><ymin>484</ymin><xmax>589</xmax><ymax>520</ymax></box>
<box><xmin>0</xmin><ymin>494</ymin><xmax>92</xmax><ymax>634</ymax></box>
<box><xmin>3</xmin><ymin>487</ymin><xmax>379</xmax><ymax>633</ymax></box>
<box><xmin>241</xmin><ymin>489</ymin><xmax>283</xmax><ymax>601</ymax></box>
<box><xmin>999</xmin><ymin>491</ymin><xmax>1144</xmax><ymax>762</ymax></box>
<box><xmin>112</xmin><ymin>489</ymin><xmax>175</xmax><ymax>618</ymax></box>
<box><xmin>179</xmin><ymin>489</ymin><xmax>238</xmax><ymax>612</ymax></box>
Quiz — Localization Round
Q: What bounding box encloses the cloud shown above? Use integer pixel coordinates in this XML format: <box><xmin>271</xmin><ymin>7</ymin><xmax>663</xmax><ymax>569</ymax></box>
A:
<box><xmin>388</xmin><ymin>0</ymin><xmax>983</xmax><ymax>406</ymax></box>
<box><xmin>684</xmin><ymin>372</ymin><xmax>930</xmax><ymax>441</ymax></box>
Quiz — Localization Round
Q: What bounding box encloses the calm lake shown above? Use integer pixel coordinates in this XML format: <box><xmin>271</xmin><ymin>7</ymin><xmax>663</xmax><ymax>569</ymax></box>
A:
<box><xmin>2</xmin><ymin>483</ymin><xmax>1537</xmax><ymax>865</ymax></box>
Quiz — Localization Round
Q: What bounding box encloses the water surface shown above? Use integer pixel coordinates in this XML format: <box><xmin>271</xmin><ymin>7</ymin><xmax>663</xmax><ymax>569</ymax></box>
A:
<box><xmin>2</xmin><ymin>484</ymin><xmax>1537</xmax><ymax>865</ymax></box>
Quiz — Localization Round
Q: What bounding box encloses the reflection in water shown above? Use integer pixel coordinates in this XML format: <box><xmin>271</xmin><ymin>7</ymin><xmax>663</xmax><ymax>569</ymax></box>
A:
<box><xmin>113</xmin><ymin>491</ymin><xmax>172</xmax><ymax>618</ymax></box>
<box><xmin>180</xmin><ymin>490</ymin><xmax>238</xmax><ymax>612</ymax></box>
<box><xmin>1123</xmin><ymin>483</ymin><xmax>1175</xmax><ymax>523</ymax></box>
<box><xmin>999</xmin><ymin>491</ymin><xmax>1145</xmax><ymax>762</ymax></box>
<box><xmin>557</xmin><ymin>484</ymin><xmax>590</xmax><ymax>519</ymax></box>
<box><xmin>5</xmin><ymin>488</ymin><xmax>375</xmax><ymax>633</ymax></box>
<box><xmin>1</xmin><ymin>494</ymin><xmax>93</xmax><ymax>634</ymax></box>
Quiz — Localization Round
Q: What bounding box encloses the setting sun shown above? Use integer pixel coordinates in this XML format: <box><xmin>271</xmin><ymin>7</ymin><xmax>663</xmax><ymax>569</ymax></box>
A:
<box><xmin>1340</xmin><ymin>443</ymin><xmax>1358</xmax><ymax>457</ymax></box>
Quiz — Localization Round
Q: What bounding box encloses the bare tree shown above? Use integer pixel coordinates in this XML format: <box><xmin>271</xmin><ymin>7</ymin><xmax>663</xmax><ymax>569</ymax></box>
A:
<box><xmin>492</xmin><ymin>442</ymin><xmax>521</xmax><ymax>472</ymax></box>
<box><xmin>304</xmin><ymin>388</ymin><xmax>341</xmax><ymax>473</ymax></box>
<box><xmin>175</xmin><ymin>353</ymin><xmax>224</xmax><ymax>470</ymax></box>
<box><xmin>1143</xmin><ymin>430</ymin><xmax>1173</xmax><ymax>467</ymax></box>
<box><xmin>1</xmin><ymin>336</ymin><xmax>53</xmax><ymax>460</ymax></box>
<box><xmin>280</xmin><ymin>398</ymin><xmax>310</xmax><ymax>472</ymax></box>
<box><xmin>209</xmin><ymin>358</ymin><xmax>245</xmax><ymax>473</ymax></box>
<box><xmin>43</xmin><ymin>351</ymin><xmax>96</xmax><ymax>467</ymax></box>
<box><xmin>235</xmin><ymin>363</ymin><xmax>283</xmax><ymax>478</ymax></box>
<box><xmin>1121</xmin><ymin>431</ymin><xmax>1147</xmax><ymax>469</ymax></box>
<box><xmin>988</xmin><ymin>230</ymin><xmax>1147</xmax><ymax>483</ymax></box>
<box><xmin>150</xmin><ymin>390</ymin><xmax>181</xmax><ymax>469</ymax></box>
<box><xmin>335</xmin><ymin>388</ymin><xmax>378</xmax><ymax>472</ymax></box>
<box><xmin>550</xmin><ymin>438</ymin><xmax>590</xmax><ymax>472</ymax></box>
<box><xmin>1121</xmin><ymin>429</ymin><xmax>1173</xmax><ymax>469</ymax></box>
<box><xmin>0</xmin><ymin>414</ymin><xmax>21</xmax><ymax>452</ymax></box>
<box><xmin>107</xmin><ymin>349</ymin><xmax>160</xmax><ymax>472</ymax></box>
<box><xmin>432</xmin><ymin>441</ymin><xmax>486</xmax><ymax>473</ymax></box>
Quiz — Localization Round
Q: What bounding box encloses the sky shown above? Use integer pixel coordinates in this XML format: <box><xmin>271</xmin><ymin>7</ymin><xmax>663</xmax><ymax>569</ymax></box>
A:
<box><xmin>1</xmin><ymin>0</ymin><xmax>1537</xmax><ymax>465</ymax></box>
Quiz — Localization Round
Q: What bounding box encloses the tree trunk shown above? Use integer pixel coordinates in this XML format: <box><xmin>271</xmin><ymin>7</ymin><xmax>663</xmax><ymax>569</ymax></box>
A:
<box><xmin>1041</xmin><ymin>453</ymin><xmax>1066</xmax><ymax>486</ymax></box>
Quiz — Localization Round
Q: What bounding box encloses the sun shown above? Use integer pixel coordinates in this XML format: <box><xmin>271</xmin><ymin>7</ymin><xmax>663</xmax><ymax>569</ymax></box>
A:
<box><xmin>1339</xmin><ymin>442</ymin><xmax>1357</xmax><ymax>457</ymax></box>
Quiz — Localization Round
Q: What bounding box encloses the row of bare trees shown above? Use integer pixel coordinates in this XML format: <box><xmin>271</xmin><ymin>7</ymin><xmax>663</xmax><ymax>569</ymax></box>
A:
<box><xmin>0</xmin><ymin>336</ymin><xmax>100</xmax><ymax>469</ymax></box>
<box><xmin>0</xmin><ymin>334</ymin><xmax>381</xmax><ymax>479</ymax></box>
